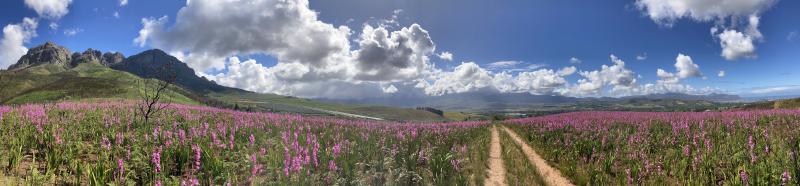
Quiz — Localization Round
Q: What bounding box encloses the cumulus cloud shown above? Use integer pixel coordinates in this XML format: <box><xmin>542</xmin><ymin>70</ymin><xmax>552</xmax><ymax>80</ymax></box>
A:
<box><xmin>134</xmin><ymin>0</ymin><xmax>721</xmax><ymax>98</ymax></box>
<box><xmin>438</xmin><ymin>51</ymin><xmax>453</xmax><ymax>61</ymax></box>
<box><xmin>567</xmin><ymin>55</ymin><xmax>637</xmax><ymax>96</ymax></box>
<box><xmin>354</xmin><ymin>24</ymin><xmax>435</xmax><ymax>81</ymax></box>
<box><xmin>635</xmin><ymin>0</ymin><xmax>776</xmax><ymax>25</ymax></box>
<box><xmin>716</xmin><ymin>29</ymin><xmax>757</xmax><ymax>60</ymax></box>
<box><xmin>673</xmin><ymin>54</ymin><xmax>703</xmax><ymax>78</ymax></box>
<box><xmin>418</xmin><ymin>62</ymin><xmax>575</xmax><ymax>96</ymax></box>
<box><xmin>633</xmin><ymin>53</ymin><xmax>717</xmax><ymax>95</ymax></box>
<box><xmin>382</xmin><ymin>84</ymin><xmax>398</xmax><ymax>94</ymax></box>
<box><xmin>635</xmin><ymin>0</ymin><xmax>777</xmax><ymax>61</ymax></box>
<box><xmin>0</xmin><ymin>18</ymin><xmax>38</xmax><ymax>70</ymax></box>
<box><xmin>120</xmin><ymin>0</ymin><xmax>128</xmax><ymax>6</ymax></box>
<box><xmin>24</xmin><ymin>0</ymin><xmax>73</xmax><ymax>20</ymax></box>
<box><xmin>569</xmin><ymin>57</ymin><xmax>581</xmax><ymax>64</ymax></box>
<box><xmin>718</xmin><ymin>70</ymin><xmax>726</xmax><ymax>77</ymax></box>
<box><xmin>134</xmin><ymin>0</ymin><xmax>352</xmax><ymax>69</ymax></box>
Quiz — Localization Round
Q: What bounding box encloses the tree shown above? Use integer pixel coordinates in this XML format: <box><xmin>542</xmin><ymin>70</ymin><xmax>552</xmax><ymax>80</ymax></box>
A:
<box><xmin>136</xmin><ymin>63</ymin><xmax>176</xmax><ymax>125</ymax></box>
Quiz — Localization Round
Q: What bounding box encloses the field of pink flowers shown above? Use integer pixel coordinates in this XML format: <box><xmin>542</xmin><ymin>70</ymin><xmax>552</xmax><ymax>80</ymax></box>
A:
<box><xmin>0</xmin><ymin>102</ymin><xmax>490</xmax><ymax>185</ymax></box>
<box><xmin>507</xmin><ymin>110</ymin><xmax>800</xmax><ymax>185</ymax></box>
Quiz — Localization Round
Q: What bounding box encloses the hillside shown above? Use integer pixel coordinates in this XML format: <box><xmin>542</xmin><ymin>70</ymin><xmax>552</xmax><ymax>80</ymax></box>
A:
<box><xmin>743</xmin><ymin>98</ymin><xmax>800</xmax><ymax>109</ymax></box>
<box><xmin>0</xmin><ymin>42</ymin><xmax>448</xmax><ymax>122</ymax></box>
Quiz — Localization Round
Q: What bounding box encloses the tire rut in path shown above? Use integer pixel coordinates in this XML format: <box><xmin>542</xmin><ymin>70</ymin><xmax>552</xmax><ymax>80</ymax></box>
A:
<box><xmin>501</xmin><ymin>126</ymin><xmax>574</xmax><ymax>186</ymax></box>
<box><xmin>485</xmin><ymin>126</ymin><xmax>507</xmax><ymax>186</ymax></box>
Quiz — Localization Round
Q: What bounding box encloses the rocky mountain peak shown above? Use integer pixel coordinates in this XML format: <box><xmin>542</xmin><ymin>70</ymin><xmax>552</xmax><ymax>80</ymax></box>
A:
<box><xmin>71</xmin><ymin>48</ymin><xmax>104</xmax><ymax>66</ymax></box>
<box><xmin>102</xmin><ymin>52</ymin><xmax>125</xmax><ymax>65</ymax></box>
<box><xmin>8</xmin><ymin>41</ymin><xmax>73</xmax><ymax>70</ymax></box>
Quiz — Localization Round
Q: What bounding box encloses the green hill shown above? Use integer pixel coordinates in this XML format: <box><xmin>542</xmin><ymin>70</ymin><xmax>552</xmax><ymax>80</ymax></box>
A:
<box><xmin>0</xmin><ymin>42</ymin><xmax>448</xmax><ymax>122</ymax></box>
<box><xmin>743</xmin><ymin>98</ymin><xmax>800</xmax><ymax>109</ymax></box>
<box><xmin>0</xmin><ymin>63</ymin><xmax>197</xmax><ymax>105</ymax></box>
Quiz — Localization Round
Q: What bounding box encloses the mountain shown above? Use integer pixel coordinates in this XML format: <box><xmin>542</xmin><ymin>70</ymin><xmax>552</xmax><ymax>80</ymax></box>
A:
<box><xmin>1</xmin><ymin>42</ymin><xmax>447</xmax><ymax>122</ymax></box>
<box><xmin>318</xmin><ymin>92</ymin><xmax>742</xmax><ymax>113</ymax></box>
<box><xmin>8</xmin><ymin>42</ymin><xmax>73</xmax><ymax>70</ymax></box>
<box><xmin>319</xmin><ymin>92</ymin><xmax>580</xmax><ymax>112</ymax></box>
<box><xmin>109</xmin><ymin>49</ymin><xmax>239</xmax><ymax>94</ymax></box>
<box><xmin>8</xmin><ymin>41</ymin><xmax>128</xmax><ymax>71</ymax></box>
<box><xmin>621</xmin><ymin>93</ymin><xmax>742</xmax><ymax>102</ymax></box>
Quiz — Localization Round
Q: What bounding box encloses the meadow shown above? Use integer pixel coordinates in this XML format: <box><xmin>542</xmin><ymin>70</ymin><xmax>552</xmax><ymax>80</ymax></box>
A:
<box><xmin>0</xmin><ymin>102</ymin><xmax>490</xmax><ymax>185</ymax></box>
<box><xmin>506</xmin><ymin>110</ymin><xmax>800</xmax><ymax>185</ymax></box>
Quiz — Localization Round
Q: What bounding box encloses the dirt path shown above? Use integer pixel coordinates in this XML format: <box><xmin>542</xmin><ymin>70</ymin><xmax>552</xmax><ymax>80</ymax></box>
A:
<box><xmin>485</xmin><ymin>126</ymin><xmax>507</xmax><ymax>186</ymax></box>
<box><xmin>502</xmin><ymin>126</ymin><xmax>574</xmax><ymax>186</ymax></box>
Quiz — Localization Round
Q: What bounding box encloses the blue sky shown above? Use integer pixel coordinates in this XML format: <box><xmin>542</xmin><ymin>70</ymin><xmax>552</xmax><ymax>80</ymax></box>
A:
<box><xmin>1</xmin><ymin>0</ymin><xmax>798</xmax><ymax>98</ymax></box>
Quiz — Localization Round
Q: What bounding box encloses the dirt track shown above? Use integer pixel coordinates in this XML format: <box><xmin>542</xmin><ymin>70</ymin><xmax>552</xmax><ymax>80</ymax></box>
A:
<box><xmin>485</xmin><ymin>126</ymin><xmax>507</xmax><ymax>186</ymax></box>
<box><xmin>501</xmin><ymin>126</ymin><xmax>574</xmax><ymax>186</ymax></box>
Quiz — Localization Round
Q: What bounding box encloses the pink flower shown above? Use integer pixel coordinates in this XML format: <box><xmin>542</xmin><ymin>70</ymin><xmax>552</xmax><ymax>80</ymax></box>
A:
<box><xmin>101</xmin><ymin>137</ymin><xmax>111</xmax><ymax>150</ymax></box>
<box><xmin>152</xmin><ymin>146</ymin><xmax>162</xmax><ymax>173</ymax></box>
<box><xmin>782</xmin><ymin>170</ymin><xmax>792</xmax><ymax>185</ymax></box>
<box><xmin>328</xmin><ymin>160</ymin><xmax>337</xmax><ymax>171</ymax></box>
<box><xmin>192</xmin><ymin>144</ymin><xmax>202</xmax><ymax>171</ymax></box>
<box><xmin>249</xmin><ymin>133</ymin><xmax>255</xmax><ymax>146</ymax></box>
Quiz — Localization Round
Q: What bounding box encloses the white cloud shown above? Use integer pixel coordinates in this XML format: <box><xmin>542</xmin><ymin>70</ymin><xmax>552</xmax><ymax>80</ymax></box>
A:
<box><xmin>134</xmin><ymin>16</ymin><xmax>167</xmax><ymax>47</ymax></box>
<box><xmin>113</xmin><ymin>12</ymin><xmax>120</xmax><ymax>18</ymax></box>
<box><xmin>0</xmin><ymin>18</ymin><xmax>38</xmax><ymax>70</ymax></box>
<box><xmin>716</xmin><ymin>29</ymin><xmax>756</xmax><ymax>60</ymax></box>
<box><xmin>743</xmin><ymin>85</ymin><xmax>800</xmax><ymax>95</ymax></box>
<box><xmin>63</xmin><ymin>28</ymin><xmax>83</xmax><ymax>36</ymax></box>
<box><xmin>718</xmin><ymin>70</ymin><xmax>726</xmax><ymax>77</ymax></box>
<box><xmin>24</xmin><ymin>0</ymin><xmax>73</xmax><ymax>20</ymax></box>
<box><xmin>48</xmin><ymin>22</ymin><xmax>58</xmax><ymax>30</ymax></box>
<box><xmin>133</xmin><ymin>0</ymin><xmax>723</xmax><ymax>98</ymax></box>
<box><xmin>353</xmin><ymin>24</ymin><xmax>435</xmax><ymax>81</ymax></box>
<box><xmin>636</xmin><ymin>53</ymin><xmax>648</xmax><ymax>60</ymax></box>
<box><xmin>382</xmin><ymin>84</ymin><xmax>398</xmax><ymax>94</ymax></box>
<box><xmin>486</xmin><ymin>61</ymin><xmax>522</xmax><ymax>70</ymax></box>
<box><xmin>674</xmin><ymin>54</ymin><xmax>703</xmax><ymax>78</ymax></box>
<box><xmin>420</xmin><ymin>62</ymin><xmax>495</xmax><ymax>95</ymax></box>
<box><xmin>438</xmin><ymin>51</ymin><xmax>453</xmax><ymax>61</ymax></box>
<box><xmin>788</xmin><ymin>31</ymin><xmax>799</xmax><ymax>42</ymax></box>
<box><xmin>567</xmin><ymin>55</ymin><xmax>637</xmax><ymax>96</ymax></box>
<box><xmin>635</xmin><ymin>0</ymin><xmax>776</xmax><ymax>25</ymax></box>
<box><xmin>120</xmin><ymin>0</ymin><xmax>128</xmax><ymax>6</ymax></box>
<box><xmin>569</xmin><ymin>57</ymin><xmax>581</xmax><ymax>64</ymax></box>
<box><xmin>635</xmin><ymin>0</ymin><xmax>776</xmax><ymax>61</ymax></box>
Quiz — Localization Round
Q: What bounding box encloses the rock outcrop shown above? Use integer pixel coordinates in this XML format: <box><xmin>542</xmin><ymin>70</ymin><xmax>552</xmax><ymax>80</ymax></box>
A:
<box><xmin>8</xmin><ymin>42</ymin><xmax>73</xmax><ymax>70</ymax></box>
<box><xmin>8</xmin><ymin>42</ymin><xmax>128</xmax><ymax>70</ymax></box>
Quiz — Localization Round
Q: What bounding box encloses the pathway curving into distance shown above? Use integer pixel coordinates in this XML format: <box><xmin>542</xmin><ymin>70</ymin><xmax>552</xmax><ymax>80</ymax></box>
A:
<box><xmin>501</xmin><ymin>126</ymin><xmax>574</xmax><ymax>186</ymax></box>
<box><xmin>485</xmin><ymin>126</ymin><xmax>507</xmax><ymax>186</ymax></box>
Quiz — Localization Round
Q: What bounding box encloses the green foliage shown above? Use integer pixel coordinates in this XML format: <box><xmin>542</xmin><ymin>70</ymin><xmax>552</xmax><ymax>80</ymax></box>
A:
<box><xmin>0</xmin><ymin>102</ymin><xmax>490</xmax><ymax>185</ymax></box>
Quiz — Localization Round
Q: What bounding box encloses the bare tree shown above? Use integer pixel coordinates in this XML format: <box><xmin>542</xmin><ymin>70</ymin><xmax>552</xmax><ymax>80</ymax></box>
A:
<box><xmin>136</xmin><ymin>63</ymin><xmax>176</xmax><ymax>125</ymax></box>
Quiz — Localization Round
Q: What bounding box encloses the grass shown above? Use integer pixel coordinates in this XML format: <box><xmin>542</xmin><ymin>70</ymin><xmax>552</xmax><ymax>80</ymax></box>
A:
<box><xmin>0</xmin><ymin>101</ymin><xmax>490</xmax><ymax>185</ymax></box>
<box><xmin>1</xmin><ymin>63</ymin><xmax>198</xmax><ymax>105</ymax></box>
<box><xmin>211</xmin><ymin>91</ymin><xmax>449</xmax><ymax>122</ymax></box>
<box><xmin>506</xmin><ymin>111</ymin><xmax>800</xmax><ymax>185</ymax></box>
<box><xmin>500</xmin><ymin>129</ymin><xmax>546</xmax><ymax>185</ymax></box>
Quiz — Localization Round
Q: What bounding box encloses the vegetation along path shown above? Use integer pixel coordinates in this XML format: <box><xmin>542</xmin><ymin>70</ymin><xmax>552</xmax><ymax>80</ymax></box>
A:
<box><xmin>501</xmin><ymin>126</ymin><xmax>574</xmax><ymax>186</ymax></box>
<box><xmin>485</xmin><ymin>125</ymin><xmax>507</xmax><ymax>186</ymax></box>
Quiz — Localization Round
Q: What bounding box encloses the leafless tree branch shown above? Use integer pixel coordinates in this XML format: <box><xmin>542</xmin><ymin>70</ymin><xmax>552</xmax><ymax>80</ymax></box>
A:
<box><xmin>136</xmin><ymin>63</ymin><xmax>176</xmax><ymax>125</ymax></box>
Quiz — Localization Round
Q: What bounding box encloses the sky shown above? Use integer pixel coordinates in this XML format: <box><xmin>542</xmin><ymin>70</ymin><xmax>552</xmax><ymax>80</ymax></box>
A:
<box><xmin>1</xmin><ymin>0</ymin><xmax>799</xmax><ymax>99</ymax></box>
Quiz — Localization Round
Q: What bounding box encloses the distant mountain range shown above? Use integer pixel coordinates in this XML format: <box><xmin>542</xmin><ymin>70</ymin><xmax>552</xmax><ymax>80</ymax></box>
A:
<box><xmin>317</xmin><ymin>91</ymin><xmax>743</xmax><ymax>112</ymax></box>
